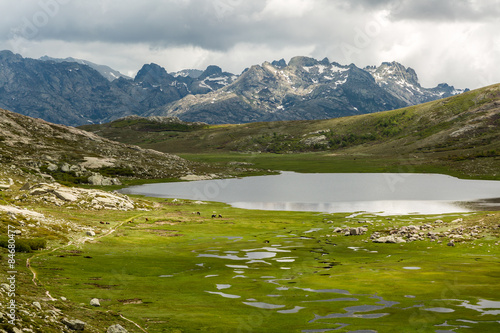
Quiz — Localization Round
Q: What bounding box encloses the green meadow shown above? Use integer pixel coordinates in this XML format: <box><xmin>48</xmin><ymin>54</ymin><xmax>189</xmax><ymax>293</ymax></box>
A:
<box><xmin>20</xmin><ymin>197</ymin><xmax>500</xmax><ymax>332</ymax></box>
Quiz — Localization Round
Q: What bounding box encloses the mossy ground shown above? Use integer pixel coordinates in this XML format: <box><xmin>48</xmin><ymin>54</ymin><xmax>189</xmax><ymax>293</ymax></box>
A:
<box><xmin>5</xmin><ymin>196</ymin><xmax>498</xmax><ymax>332</ymax></box>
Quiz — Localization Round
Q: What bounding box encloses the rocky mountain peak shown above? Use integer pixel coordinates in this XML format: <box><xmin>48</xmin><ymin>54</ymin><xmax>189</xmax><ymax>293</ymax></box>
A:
<box><xmin>199</xmin><ymin>65</ymin><xmax>223</xmax><ymax>80</ymax></box>
<box><xmin>288</xmin><ymin>56</ymin><xmax>319</xmax><ymax>67</ymax></box>
<box><xmin>271</xmin><ymin>58</ymin><xmax>287</xmax><ymax>69</ymax></box>
<box><xmin>0</xmin><ymin>50</ymin><xmax>22</xmax><ymax>63</ymax></box>
<box><xmin>372</xmin><ymin>61</ymin><xmax>420</xmax><ymax>86</ymax></box>
<box><xmin>135</xmin><ymin>63</ymin><xmax>173</xmax><ymax>85</ymax></box>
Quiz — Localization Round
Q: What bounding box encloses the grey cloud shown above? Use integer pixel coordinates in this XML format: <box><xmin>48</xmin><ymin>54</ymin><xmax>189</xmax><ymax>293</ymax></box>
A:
<box><xmin>2</xmin><ymin>0</ymin><xmax>353</xmax><ymax>52</ymax></box>
<box><xmin>335</xmin><ymin>0</ymin><xmax>500</xmax><ymax>21</ymax></box>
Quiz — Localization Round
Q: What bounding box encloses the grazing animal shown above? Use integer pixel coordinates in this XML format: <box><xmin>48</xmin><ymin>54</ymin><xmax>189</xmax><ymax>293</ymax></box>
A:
<box><xmin>218</xmin><ymin>214</ymin><xmax>222</xmax><ymax>218</ymax></box>
<box><xmin>212</xmin><ymin>214</ymin><xmax>217</xmax><ymax>218</ymax></box>
<box><xmin>99</xmin><ymin>221</ymin><xmax>105</xmax><ymax>224</ymax></box>
<box><xmin>106</xmin><ymin>222</ymin><xmax>110</xmax><ymax>225</ymax></box>
<box><xmin>145</xmin><ymin>218</ymin><xmax>149</xmax><ymax>221</ymax></box>
<box><xmin>197</xmin><ymin>212</ymin><xmax>201</xmax><ymax>216</ymax></box>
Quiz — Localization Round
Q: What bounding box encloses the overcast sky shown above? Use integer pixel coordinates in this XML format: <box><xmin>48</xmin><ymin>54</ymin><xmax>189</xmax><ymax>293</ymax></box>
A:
<box><xmin>1</xmin><ymin>0</ymin><xmax>499</xmax><ymax>89</ymax></box>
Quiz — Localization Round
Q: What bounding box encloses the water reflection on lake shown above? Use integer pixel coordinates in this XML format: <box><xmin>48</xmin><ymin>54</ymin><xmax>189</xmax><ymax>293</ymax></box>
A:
<box><xmin>120</xmin><ymin>172</ymin><xmax>500</xmax><ymax>215</ymax></box>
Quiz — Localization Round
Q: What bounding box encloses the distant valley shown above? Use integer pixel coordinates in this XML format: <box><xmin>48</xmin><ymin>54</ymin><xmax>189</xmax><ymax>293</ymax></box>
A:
<box><xmin>0</xmin><ymin>50</ymin><xmax>466</xmax><ymax>126</ymax></box>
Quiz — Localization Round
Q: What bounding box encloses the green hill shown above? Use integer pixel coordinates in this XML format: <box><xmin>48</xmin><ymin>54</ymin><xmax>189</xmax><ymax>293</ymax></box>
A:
<box><xmin>81</xmin><ymin>83</ymin><xmax>500</xmax><ymax>179</ymax></box>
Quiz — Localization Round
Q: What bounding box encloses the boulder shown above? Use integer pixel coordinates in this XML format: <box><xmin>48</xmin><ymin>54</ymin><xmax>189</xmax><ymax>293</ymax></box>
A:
<box><xmin>349</xmin><ymin>227</ymin><xmax>368</xmax><ymax>236</ymax></box>
<box><xmin>33</xmin><ymin>301</ymin><xmax>42</xmax><ymax>310</ymax></box>
<box><xmin>62</xmin><ymin>318</ymin><xmax>86</xmax><ymax>331</ymax></box>
<box><xmin>0</xmin><ymin>183</ymin><xmax>10</xmax><ymax>190</ymax></box>
<box><xmin>88</xmin><ymin>174</ymin><xmax>121</xmax><ymax>186</ymax></box>
<box><xmin>61</xmin><ymin>163</ymin><xmax>71</xmax><ymax>173</ymax></box>
<box><xmin>47</xmin><ymin>163</ymin><xmax>58</xmax><ymax>172</ymax></box>
<box><xmin>53</xmin><ymin>189</ymin><xmax>79</xmax><ymax>202</ymax></box>
<box><xmin>107</xmin><ymin>324</ymin><xmax>128</xmax><ymax>333</ymax></box>
<box><xmin>373</xmin><ymin>235</ymin><xmax>406</xmax><ymax>244</ymax></box>
<box><xmin>90</xmin><ymin>298</ymin><xmax>100</xmax><ymax>307</ymax></box>
<box><xmin>86</xmin><ymin>231</ymin><xmax>96</xmax><ymax>237</ymax></box>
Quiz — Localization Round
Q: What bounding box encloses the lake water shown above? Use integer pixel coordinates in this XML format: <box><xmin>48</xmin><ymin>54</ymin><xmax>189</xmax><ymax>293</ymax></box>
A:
<box><xmin>120</xmin><ymin>172</ymin><xmax>500</xmax><ymax>215</ymax></box>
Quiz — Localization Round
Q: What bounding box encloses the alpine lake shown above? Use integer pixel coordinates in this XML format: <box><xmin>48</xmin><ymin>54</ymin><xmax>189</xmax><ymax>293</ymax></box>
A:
<box><xmin>35</xmin><ymin>173</ymin><xmax>500</xmax><ymax>332</ymax></box>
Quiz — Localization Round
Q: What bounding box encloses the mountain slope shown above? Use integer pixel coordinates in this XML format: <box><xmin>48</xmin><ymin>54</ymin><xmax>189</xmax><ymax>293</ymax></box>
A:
<box><xmin>0</xmin><ymin>51</ymin><xmax>238</xmax><ymax>125</ymax></box>
<box><xmin>0</xmin><ymin>50</ymin><xmax>466</xmax><ymax>126</ymax></box>
<box><xmin>39</xmin><ymin>55</ymin><xmax>132</xmax><ymax>81</ymax></box>
<box><xmin>0</xmin><ymin>107</ymin><xmax>229</xmax><ymax>184</ymax></box>
<box><xmin>156</xmin><ymin>57</ymin><xmax>466</xmax><ymax>123</ymax></box>
<box><xmin>81</xmin><ymin>84</ymin><xmax>500</xmax><ymax>179</ymax></box>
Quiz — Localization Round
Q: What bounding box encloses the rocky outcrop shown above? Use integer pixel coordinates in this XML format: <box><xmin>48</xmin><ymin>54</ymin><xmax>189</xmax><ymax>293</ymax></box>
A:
<box><xmin>17</xmin><ymin>183</ymin><xmax>140</xmax><ymax>211</ymax></box>
<box><xmin>107</xmin><ymin>324</ymin><xmax>129</xmax><ymax>333</ymax></box>
<box><xmin>88</xmin><ymin>174</ymin><xmax>122</xmax><ymax>186</ymax></box>
<box><xmin>372</xmin><ymin>235</ymin><xmax>407</xmax><ymax>244</ymax></box>
<box><xmin>61</xmin><ymin>318</ymin><xmax>86</xmax><ymax>331</ymax></box>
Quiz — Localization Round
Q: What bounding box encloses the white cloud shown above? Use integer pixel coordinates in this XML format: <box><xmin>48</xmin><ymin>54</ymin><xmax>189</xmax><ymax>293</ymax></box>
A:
<box><xmin>259</xmin><ymin>0</ymin><xmax>314</xmax><ymax>18</ymax></box>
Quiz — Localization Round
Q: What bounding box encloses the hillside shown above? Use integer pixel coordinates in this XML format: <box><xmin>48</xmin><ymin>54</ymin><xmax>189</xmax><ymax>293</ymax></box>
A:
<box><xmin>81</xmin><ymin>83</ymin><xmax>500</xmax><ymax>179</ymax></box>
<box><xmin>0</xmin><ymin>108</ymin><xmax>241</xmax><ymax>186</ymax></box>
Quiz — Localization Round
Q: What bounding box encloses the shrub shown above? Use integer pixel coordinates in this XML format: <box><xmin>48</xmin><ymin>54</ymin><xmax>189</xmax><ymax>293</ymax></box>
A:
<box><xmin>0</xmin><ymin>237</ymin><xmax>47</xmax><ymax>253</ymax></box>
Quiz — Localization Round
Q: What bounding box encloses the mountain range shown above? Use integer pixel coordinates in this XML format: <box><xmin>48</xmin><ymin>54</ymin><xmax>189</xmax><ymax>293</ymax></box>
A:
<box><xmin>0</xmin><ymin>50</ymin><xmax>467</xmax><ymax>126</ymax></box>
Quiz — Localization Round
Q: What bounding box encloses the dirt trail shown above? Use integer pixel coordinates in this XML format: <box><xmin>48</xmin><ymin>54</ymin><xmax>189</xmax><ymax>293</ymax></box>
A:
<box><xmin>27</xmin><ymin>212</ymin><xmax>149</xmax><ymax>332</ymax></box>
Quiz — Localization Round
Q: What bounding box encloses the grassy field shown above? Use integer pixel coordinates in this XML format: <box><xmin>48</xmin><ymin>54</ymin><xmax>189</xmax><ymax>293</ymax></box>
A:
<box><xmin>4</xmin><ymin>194</ymin><xmax>499</xmax><ymax>332</ymax></box>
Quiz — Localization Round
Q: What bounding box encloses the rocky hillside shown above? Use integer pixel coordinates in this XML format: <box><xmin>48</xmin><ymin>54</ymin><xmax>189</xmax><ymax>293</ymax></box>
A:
<box><xmin>155</xmin><ymin>57</ymin><xmax>467</xmax><ymax>123</ymax></box>
<box><xmin>0</xmin><ymin>50</ymin><xmax>466</xmax><ymax>126</ymax></box>
<box><xmin>0</xmin><ymin>107</ymin><xmax>229</xmax><ymax>185</ymax></box>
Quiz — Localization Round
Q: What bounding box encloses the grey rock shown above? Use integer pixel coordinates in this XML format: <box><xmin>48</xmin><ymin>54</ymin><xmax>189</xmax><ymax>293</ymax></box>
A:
<box><xmin>53</xmin><ymin>189</ymin><xmax>79</xmax><ymax>202</ymax></box>
<box><xmin>86</xmin><ymin>231</ymin><xmax>96</xmax><ymax>237</ymax></box>
<box><xmin>61</xmin><ymin>163</ymin><xmax>71</xmax><ymax>173</ymax></box>
<box><xmin>47</xmin><ymin>163</ymin><xmax>58</xmax><ymax>172</ymax></box>
<box><xmin>107</xmin><ymin>324</ymin><xmax>128</xmax><ymax>333</ymax></box>
<box><xmin>88</xmin><ymin>174</ymin><xmax>120</xmax><ymax>186</ymax></box>
<box><xmin>348</xmin><ymin>227</ymin><xmax>368</xmax><ymax>236</ymax></box>
<box><xmin>90</xmin><ymin>298</ymin><xmax>100</xmax><ymax>307</ymax></box>
<box><xmin>32</xmin><ymin>301</ymin><xmax>42</xmax><ymax>310</ymax></box>
<box><xmin>61</xmin><ymin>318</ymin><xmax>86</xmax><ymax>331</ymax></box>
<box><xmin>373</xmin><ymin>235</ymin><xmax>406</xmax><ymax>244</ymax></box>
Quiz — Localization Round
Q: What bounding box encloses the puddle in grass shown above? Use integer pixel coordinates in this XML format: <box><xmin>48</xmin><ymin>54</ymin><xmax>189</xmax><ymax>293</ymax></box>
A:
<box><xmin>309</xmin><ymin>296</ymin><xmax>398</xmax><ymax>322</ymax></box>
<box><xmin>458</xmin><ymin>299</ymin><xmax>500</xmax><ymax>315</ymax></box>
<box><xmin>243</xmin><ymin>302</ymin><xmax>286</xmax><ymax>309</ymax></box>
<box><xmin>423</xmin><ymin>308</ymin><xmax>456</xmax><ymax>313</ymax></box>
<box><xmin>196</xmin><ymin>241</ymin><xmax>500</xmax><ymax>332</ymax></box>
<box><xmin>206</xmin><ymin>291</ymin><xmax>241</xmax><ymax>299</ymax></box>
<box><xmin>277</xmin><ymin>306</ymin><xmax>306</xmax><ymax>314</ymax></box>
<box><xmin>216</xmin><ymin>284</ymin><xmax>231</xmax><ymax>290</ymax></box>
